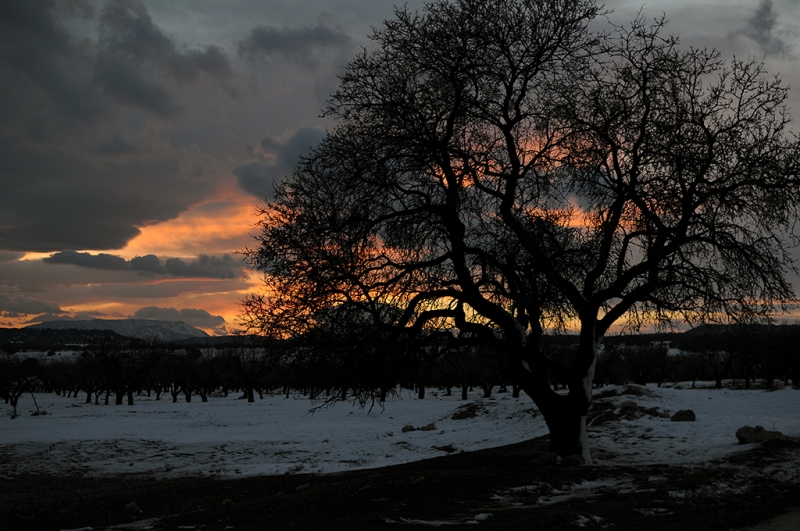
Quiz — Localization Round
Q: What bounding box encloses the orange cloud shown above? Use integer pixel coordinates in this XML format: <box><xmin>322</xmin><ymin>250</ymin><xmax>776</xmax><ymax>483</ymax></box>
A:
<box><xmin>120</xmin><ymin>176</ymin><xmax>260</xmax><ymax>260</ymax></box>
<box><xmin>8</xmin><ymin>177</ymin><xmax>267</xmax><ymax>335</ymax></box>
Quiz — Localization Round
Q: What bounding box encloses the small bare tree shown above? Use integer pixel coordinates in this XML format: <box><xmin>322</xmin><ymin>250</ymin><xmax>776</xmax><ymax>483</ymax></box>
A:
<box><xmin>0</xmin><ymin>357</ymin><xmax>40</xmax><ymax>418</ymax></box>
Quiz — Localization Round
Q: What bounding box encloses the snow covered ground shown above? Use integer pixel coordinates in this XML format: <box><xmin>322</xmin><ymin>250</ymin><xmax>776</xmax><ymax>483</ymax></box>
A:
<box><xmin>1</xmin><ymin>384</ymin><xmax>799</xmax><ymax>478</ymax></box>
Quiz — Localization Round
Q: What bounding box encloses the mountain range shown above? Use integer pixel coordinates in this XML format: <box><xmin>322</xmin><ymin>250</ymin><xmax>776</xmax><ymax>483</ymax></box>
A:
<box><xmin>27</xmin><ymin>319</ymin><xmax>209</xmax><ymax>342</ymax></box>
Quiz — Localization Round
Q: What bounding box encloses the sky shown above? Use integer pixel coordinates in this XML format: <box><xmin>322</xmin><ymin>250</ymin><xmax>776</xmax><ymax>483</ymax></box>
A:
<box><xmin>1</xmin><ymin>0</ymin><xmax>800</xmax><ymax>335</ymax></box>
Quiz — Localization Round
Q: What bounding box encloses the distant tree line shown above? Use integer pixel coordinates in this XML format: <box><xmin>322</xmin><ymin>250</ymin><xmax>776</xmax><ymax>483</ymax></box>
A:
<box><xmin>0</xmin><ymin>328</ymin><xmax>125</xmax><ymax>355</ymax></box>
<box><xmin>2</xmin><ymin>324</ymin><xmax>797</xmax><ymax>417</ymax></box>
<box><xmin>595</xmin><ymin>324</ymin><xmax>800</xmax><ymax>390</ymax></box>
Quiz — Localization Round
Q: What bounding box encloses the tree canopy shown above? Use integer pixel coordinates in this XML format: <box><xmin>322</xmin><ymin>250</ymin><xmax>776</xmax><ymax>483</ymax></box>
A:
<box><xmin>243</xmin><ymin>0</ymin><xmax>800</xmax><ymax>461</ymax></box>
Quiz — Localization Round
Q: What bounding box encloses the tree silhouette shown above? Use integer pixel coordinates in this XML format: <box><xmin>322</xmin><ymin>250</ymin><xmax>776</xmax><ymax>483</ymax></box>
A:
<box><xmin>0</xmin><ymin>357</ymin><xmax>40</xmax><ymax>418</ymax></box>
<box><xmin>244</xmin><ymin>0</ymin><xmax>800</xmax><ymax>460</ymax></box>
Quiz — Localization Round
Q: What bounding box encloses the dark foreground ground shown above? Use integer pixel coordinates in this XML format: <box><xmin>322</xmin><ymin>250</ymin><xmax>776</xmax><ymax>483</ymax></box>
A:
<box><xmin>1</xmin><ymin>436</ymin><xmax>798</xmax><ymax>531</ymax></box>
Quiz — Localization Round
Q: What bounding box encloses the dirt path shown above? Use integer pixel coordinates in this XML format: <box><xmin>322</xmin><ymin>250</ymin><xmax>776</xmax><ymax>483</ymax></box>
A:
<box><xmin>2</xmin><ymin>437</ymin><xmax>798</xmax><ymax>531</ymax></box>
<box><xmin>743</xmin><ymin>509</ymin><xmax>800</xmax><ymax>531</ymax></box>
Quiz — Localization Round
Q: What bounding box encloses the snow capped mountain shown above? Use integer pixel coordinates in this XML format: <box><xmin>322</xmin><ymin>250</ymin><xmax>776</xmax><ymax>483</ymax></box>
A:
<box><xmin>27</xmin><ymin>319</ymin><xmax>209</xmax><ymax>341</ymax></box>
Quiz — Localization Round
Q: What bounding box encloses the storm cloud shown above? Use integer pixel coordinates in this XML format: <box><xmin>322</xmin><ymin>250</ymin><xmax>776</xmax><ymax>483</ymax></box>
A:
<box><xmin>163</xmin><ymin>255</ymin><xmax>243</xmax><ymax>279</ymax></box>
<box><xmin>0</xmin><ymin>1</ymin><xmax>236</xmax><ymax>253</ymax></box>
<box><xmin>0</xmin><ymin>1</ymin><xmax>103</xmax><ymax>122</ymax></box>
<box><xmin>737</xmin><ymin>0</ymin><xmax>794</xmax><ymax>58</ymax></box>
<box><xmin>43</xmin><ymin>249</ymin><xmax>129</xmax><ymax>270</ymax></box>
<box><xmin>43</xmin><ymin>251</ymin><xmax>246</xmax><ymax>279</ymax></box>
<box><xmin>233</xmin><ymin>126</ymin><xmax>326</xmax><ymax>199</ymax></box>
<box><xmin>94</xmin><ymin>0</ymin><xmax>233</xmax><ymax>117</ymax></box>
<box><xmin>130</xmin><ymin>254</ymin><xmax>165</xmax><ymax>274</ymax></box>
<box><xmin>0</xmin><ymin>138</ymin><xmax>214</xmax><ymax>251</ymax></box>
<box><xmin>237</xmin><ymin>17</ymin><xmax>352</xmax><ymax>67</ymax></box>
<box><xmin>0</xmin><ymin>292</ymin><xmax>63</xmax><ymax>315</ymax></box>
<box><xmin>93</xmin><ymin>133</ymin><xmax>140</xmax><ymax>156</ymax></box>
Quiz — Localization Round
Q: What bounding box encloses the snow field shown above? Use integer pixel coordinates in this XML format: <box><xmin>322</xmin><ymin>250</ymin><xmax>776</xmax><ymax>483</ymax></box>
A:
<box><xmin>589</xmin><ymin>384</ymin><xmax>800</xmax><ymax>466</ymax></box>
<box><xmin>1</xmin><ymin>384</ymin><xmax>799</xmax><ymax>478</ymax></box>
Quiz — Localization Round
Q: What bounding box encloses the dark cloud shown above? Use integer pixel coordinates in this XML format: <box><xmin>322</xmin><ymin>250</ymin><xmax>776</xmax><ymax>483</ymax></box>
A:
<box><xmin>42</xmin><ymin>250</ymin><xmax>245</xmax><ymax>279</ymax></box>
<box><xmin>0</xmin><ymin>1</ymin><xmax>232</xmax><ymax>253</ymax></box>
<box><xmin>0</xmin><ymin>219</ymin><xmax>143</xmax><ymax>253</ymax></box>
<box><xmin>737</xmin><ymin>0</ymin><xmax>794</xmax><ymax>58</ymax></box>
<box><xmin>94</xmin><ymin>54</ymin><xmax>182</xmax><ymax>116</ymax></box>
<box><xmin>0</xmin><ymin>1</ymin><xmax>104</xmax><ymax>121</ymax></box>
<box><xmin>237</xmin><ymin>16</ymin><xmax>352</xmax><ymax>66</ymax></box>
<box><xmin>164</xmin><ymin>254</ymin><xmax>243</xmax><ymax>279</ymax></box>
<box><xmin>130</xmin><ymin>254</ymin><xmax>166</xmax><ymax>274</ymax></box>
<box><xmin>0</xmin><ymin>133</ymin><xmax>213</xmax><ymax>252</ymax></box>
<box><xmin>24</xmin><ymin>312</ymin><xmax>98</xmax><ymax>324</ymax></box>
<box><xmin>0</xmin><ymin>251</ymin><xmax>25</xmax><ymax>263</ymax></box>
<box><xmin>43</xmin><ymin>249</ymin><xmax>129</xmax><ymax>270</ymax></box>
<box><xmin>0</xmin><ymin>1</ymin><xmax>235</xmax><ymax>123</ymax></box>
<box><xmin>93</xmin><ymin>133</ymin><xmax>139</xmax><ymax>156</ymax></box>
<box><xmin>261</xmin><ymin>126</ymin><xmax>326</xmax><ymax>168</ymax></box>
<box><xmin>231</xmin><ymin>160</ymin><xmax>273</xmax><ymax>199</ymax></box>
<box><xmin>131</xmin><ymin>306</ymin><xmax>226</xmax><ymax>329</ymax></box>
<box><xmin>59</xmin><ymin>0</ymin><xmax>95</xmax><ymax>19</ymax></box>
<box><xmin>233</xmin><ymin>126</ymin><xmax>325</xmax><ymax>199</ymax></box>
<box><xmin>0</xmin><ymin>292</ymin><xmax>63</xmax><ymax>315</ymax></box>
<box><xmin>94</xmin><ymin>0</ymin><xmax>233</xmax><ymax>117</ymax></box>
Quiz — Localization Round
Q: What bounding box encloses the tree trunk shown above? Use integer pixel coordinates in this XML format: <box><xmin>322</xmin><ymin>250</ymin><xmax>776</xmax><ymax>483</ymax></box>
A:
<box><xmin>127</xmin><ymin>389</ymin><xmax>134</xmax><ymax>406</ymax></box>
<box><xmin>417</xmin><ymin>385</ymin><xmax>425</xmax><ymax>400</ymax></box>
<box><xmin>461</xmin><ymin>384</ymin><xmax>468</xmax><ymax>400</ymax></box>
<box><xmin>10</xmin><ymin>394</ymin><xmax>19</xmax><ymax>418</ymax></box>
<box><xmin>115</xmin><ymin>390</ymin><xmax>124</xmax><ymax>405</ymax></box>
<box><xmin>519</xmin><ymin>332</ymin><xmax>597</xmax><ymax>463</ymax></box>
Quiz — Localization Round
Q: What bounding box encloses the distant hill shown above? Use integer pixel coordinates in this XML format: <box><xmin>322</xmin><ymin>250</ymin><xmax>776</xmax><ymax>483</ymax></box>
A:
<box><xmin>27</xmin><ymin>319</ymin><xmax>209</xmax><ymax>342</ymax></box>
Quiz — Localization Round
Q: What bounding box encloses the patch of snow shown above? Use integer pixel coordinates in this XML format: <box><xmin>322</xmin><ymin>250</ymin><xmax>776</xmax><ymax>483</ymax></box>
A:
<box><xmin>2</xmin><ymin>384</ymin><xmax>799</xmax><ymax>478</ymax></box>
<box><xmin>0</xmin><ymin>390</ymin><xmax>547</xmax><ymax>477</ymax></box>
<box><xmin>588</xmin><ymin>385</ymin><xmax>800</xmax><ymax>465</ymax></box>
<box><xmin>574</xmin><ymin>515</ymin><xmax>609</xmax><ymax>528</ymax></box>
<box><xmin>536</xmin><ymin>478</ymin><xmax>635</xmax><ymax>505</ymax></box>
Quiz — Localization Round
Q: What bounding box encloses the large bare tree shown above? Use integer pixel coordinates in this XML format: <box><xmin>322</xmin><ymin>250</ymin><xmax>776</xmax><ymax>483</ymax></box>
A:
<box><xmin>243</xmin><ymin>0</ymin><xmax>800</xmax><ymax>461</ymax></box>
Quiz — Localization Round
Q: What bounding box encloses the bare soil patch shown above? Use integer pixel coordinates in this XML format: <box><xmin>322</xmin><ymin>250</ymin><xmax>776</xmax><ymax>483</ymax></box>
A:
<box><xmin>2</xmin><ymin>437</ymin><xmax>798</xmax><ymax>531</ymax></box>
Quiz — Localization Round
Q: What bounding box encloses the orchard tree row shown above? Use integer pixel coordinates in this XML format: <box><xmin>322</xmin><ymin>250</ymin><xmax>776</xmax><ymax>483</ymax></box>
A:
<box><xmin>3</xmin><ymin>323</ymin><xmax>797</xmax><ymax>418</ymax></box>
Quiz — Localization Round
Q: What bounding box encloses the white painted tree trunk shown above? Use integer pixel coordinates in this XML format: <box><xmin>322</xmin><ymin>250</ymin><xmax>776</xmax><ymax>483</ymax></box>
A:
<box><xmin>579</xmin><ymin>353</ymin><xmax>597</xmax><ymax>465</ymax></box>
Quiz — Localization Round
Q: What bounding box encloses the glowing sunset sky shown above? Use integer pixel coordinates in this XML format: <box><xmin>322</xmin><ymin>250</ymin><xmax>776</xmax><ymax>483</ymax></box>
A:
<box><xmin>2</xmin><ymin>0</ymin><xmax>799</xmax><ymax>335</ymax></box>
